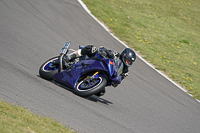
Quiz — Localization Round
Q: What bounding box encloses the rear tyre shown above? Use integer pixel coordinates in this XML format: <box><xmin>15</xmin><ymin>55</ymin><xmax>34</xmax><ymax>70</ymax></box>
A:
<box><xmin>39</xmin><ymin>56</ymin><xmax>60</xmax><ymax>80</ymax></box>
<box><xmin>75</xmin><ymin>76</ymin><xmax>107</xmax><ymax>97</ymax></box>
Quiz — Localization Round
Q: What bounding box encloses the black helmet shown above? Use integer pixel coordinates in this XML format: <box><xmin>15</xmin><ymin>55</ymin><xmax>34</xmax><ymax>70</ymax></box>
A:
<box><xmin>121</xmin><ymin>48</ymin><xmax>136</xmax><ymax>67</ymax></box>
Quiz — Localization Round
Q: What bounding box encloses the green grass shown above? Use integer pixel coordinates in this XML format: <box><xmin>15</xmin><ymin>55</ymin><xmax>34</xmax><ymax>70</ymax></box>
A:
<box><xmin>82</xmin><ymin>0</ymin><xmax>200</xmax><ymax>100</ymax></box>
<box><xmin>0</xmin><ymin>100</ymin><xmax>75</xmax><ymax>133</ymax></box>
<box><xmin>1</xmin><ymin>1</ymin><xmax>199</xmax><ymax>131</ymax></box>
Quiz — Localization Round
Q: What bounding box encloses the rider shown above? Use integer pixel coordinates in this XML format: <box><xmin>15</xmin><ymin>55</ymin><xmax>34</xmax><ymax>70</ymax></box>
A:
<box><xmin>64</xmin><ymin>45</ymin><xmax>136</xmax><ymax>96</ymax></box>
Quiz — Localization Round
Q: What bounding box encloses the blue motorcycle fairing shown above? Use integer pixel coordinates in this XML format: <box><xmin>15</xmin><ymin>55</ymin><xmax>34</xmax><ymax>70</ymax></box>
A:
<box><xmin>53</xmin><ymin>59</ymin><xmax>109</xmax><ymax>89</ymax></box>
<box><xmin>103</xmin><ymin>59</ymin><xmax>117</xmax><ymax>77</ymax></box>
<box><xmin>110</xmin><ymin>75</ymin><xmax>121</xmax><ymax>84</ymax></box>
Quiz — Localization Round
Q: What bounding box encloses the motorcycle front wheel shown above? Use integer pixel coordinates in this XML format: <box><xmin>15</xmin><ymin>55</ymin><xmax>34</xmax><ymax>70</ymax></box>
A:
<box><xmin>75</xmin><ymin>76</ymin><xmax>107</xmax><ymax>97</ymax></box>
<box><xmin>39</xmin><ymin>56</ymin><xmax>60</xmax><ymax>80</ymax></box>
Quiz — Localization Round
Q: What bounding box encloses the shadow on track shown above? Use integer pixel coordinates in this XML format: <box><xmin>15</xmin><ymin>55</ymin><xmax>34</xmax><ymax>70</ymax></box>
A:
<box><xmin>85</xmin><ymin>95</ymin><xmax>113</xmax><ymax>105</ymax></box>
<box><xmin>37</xmin><ymin>75</ymin><xmax>113</xmax><ymax>105</ymax></box>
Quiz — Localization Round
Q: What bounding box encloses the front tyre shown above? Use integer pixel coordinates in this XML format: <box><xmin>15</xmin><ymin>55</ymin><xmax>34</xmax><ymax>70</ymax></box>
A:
<box><xmin>39</xmin><ymin>56</ymin><xmax>60</xmax><ymax>80</ymax></box>
<box><xmin>75</xmin><ymin>76</ymin><xmax>107</xmax><ymax>97</ymax></box>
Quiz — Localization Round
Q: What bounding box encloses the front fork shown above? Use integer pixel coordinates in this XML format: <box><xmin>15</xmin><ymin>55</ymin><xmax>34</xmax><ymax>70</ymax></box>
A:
<box><xmin>92</xmin><ymin>71</ymin><xmax>99</xmax><ymax>78</ymax></box>
<box><xmin>84</xmin><ymin>71</ymin><xmax>100</xmax><ymax>82</ymax></box>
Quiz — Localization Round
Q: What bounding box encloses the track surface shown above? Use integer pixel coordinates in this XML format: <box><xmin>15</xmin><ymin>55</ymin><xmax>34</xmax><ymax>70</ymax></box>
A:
<box><xmin>0</xmin><ymin>0</ymin><xmax>200</xmax><ymax>133</ymax></box>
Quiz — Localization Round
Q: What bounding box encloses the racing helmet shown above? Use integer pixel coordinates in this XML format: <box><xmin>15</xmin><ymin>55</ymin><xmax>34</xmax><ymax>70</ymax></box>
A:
<box><xmin>121</xmin><ymin>48</ymin><xmax>136</xmax><ymax>67</ymax></box>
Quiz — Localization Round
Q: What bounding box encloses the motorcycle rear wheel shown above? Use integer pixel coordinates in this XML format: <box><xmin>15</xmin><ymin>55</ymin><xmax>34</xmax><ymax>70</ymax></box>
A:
<box><xmin>75</xmin><ymin>76</ymin><xmax>107</xmax><ymax>97</ymax></box>
<box><xmin>39</xmin><ymin>56</ymin><xmax>60</xmax><ymax>80</ymax></box>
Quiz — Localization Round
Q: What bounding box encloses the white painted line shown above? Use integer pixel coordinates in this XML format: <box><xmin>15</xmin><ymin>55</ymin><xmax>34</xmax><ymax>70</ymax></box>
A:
<box><xmin>77</xmin><ymin>0</ymin><xmax>199</xmax><ymax>103</ymax></box>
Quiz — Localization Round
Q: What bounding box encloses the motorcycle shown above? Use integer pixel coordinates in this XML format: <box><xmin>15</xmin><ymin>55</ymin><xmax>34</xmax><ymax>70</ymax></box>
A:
<box><xmin>39</xmin><ymin>42</ymin><xmax>124</xmax><ymax>97</ymax></box>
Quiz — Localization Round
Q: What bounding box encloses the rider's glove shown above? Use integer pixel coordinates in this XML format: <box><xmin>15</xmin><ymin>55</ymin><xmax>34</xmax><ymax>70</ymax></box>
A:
<box><xmin>120</xmin><ymin>72</ymin><xmax>129</xmax><ymax>80</ymax></box>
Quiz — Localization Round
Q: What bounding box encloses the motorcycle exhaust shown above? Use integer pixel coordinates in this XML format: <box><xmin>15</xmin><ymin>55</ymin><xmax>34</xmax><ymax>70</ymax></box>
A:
<box><xmin>59</xmin><ymin>42</ymin><xmax>71</xmax><ymax>72</ymax></box>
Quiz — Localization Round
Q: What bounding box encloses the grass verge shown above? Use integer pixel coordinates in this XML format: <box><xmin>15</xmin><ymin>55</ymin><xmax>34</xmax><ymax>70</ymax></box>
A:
<box><xmin>82</xmin><ymin>0</ymin><xmax>200</xmax><ymax>100</ymax></box>
<box><xmin>0</xmin><ymin>100</ymin><xmax>75</xmax><ymax>133</ymax></box>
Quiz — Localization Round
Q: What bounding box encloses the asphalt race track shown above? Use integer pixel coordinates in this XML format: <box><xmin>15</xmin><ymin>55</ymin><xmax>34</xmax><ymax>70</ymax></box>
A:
<box><xmin>0</xmin><ymin>0</ymin><xmax>200</xmax><ymax>133</ymax></box>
